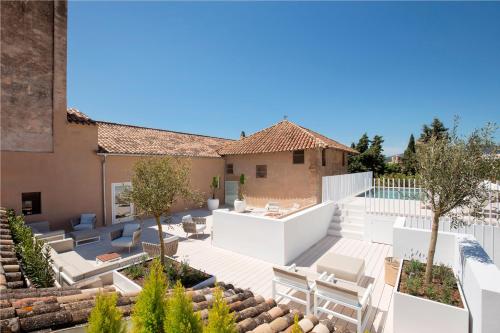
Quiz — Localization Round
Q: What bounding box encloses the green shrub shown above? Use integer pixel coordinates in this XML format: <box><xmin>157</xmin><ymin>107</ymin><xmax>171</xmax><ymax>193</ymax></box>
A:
<box><xmin>7</xmin><ymin>212</ymin><xmax>54</xmax><ymax>287</ymax></box>
<box><xmin>87</xmin><ymin>293</ymin><xmax>125</xmax><ymax>333</ymax></box>
<box><xmin>290</xmin><ymin>314</ymin><xmax>302</xmax><ymax>333</ymax></box>
<box><xmin>131</xmin><ymin>258</ymin><xmax>168</xmax><ymax>333</ymax></box>
<box><xmin>204</xmin><ymin>287</ymin><xmax>236</xmax><ymax>333</ymax></box>
<box><xmin>165</xmin><ymin>281</ymin><xmax>202</xmax><ymax>333</ymax></box>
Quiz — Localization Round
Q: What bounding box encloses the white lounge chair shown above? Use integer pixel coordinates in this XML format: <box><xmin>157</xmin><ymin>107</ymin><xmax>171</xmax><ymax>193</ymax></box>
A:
<box><xmin>265</xmin><ymin>202</ymin><xmax>280</xmax><ymax>212</ymax></box>
<box><xmin>272</xmin><ymin>264</ymin><xmax>321</xmax><ymax>315</ymax></box>
<box><xmin>110</xmin><ymin>223</ymin><xmax>142</xmax><ymax>253</ymax></box>
<box><xmin>314</xmin><ymin>277</ymin><xmax>373</xmax><ymax>333</ymax></box>
<box><xmin>182</xmin><ymin>215</ymin><xmax>207</xmax><ymax>238</ymax></box>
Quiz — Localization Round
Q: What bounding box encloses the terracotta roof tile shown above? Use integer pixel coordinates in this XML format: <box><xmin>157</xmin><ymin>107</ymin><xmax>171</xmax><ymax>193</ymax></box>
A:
<box><xmin>66</xmin><ymin>108</ymin><xmax>96</xmax><ymax>125</ymax></box>
<box><xmin>97</xmin><ymin>122</ymin><xmax>233</xmax><ymax>158</ymax></box>
<box><xmin>218</xmin><ymin>120</ymin><xmax>358</xmax><ymax>155</ymax></box>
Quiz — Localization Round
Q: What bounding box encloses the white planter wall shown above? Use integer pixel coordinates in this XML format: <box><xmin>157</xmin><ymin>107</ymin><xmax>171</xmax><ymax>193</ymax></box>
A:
<box><xmin>212</xmin><ymin>201</ymin><xmax>336</xmax><ymax>265</ymax></box>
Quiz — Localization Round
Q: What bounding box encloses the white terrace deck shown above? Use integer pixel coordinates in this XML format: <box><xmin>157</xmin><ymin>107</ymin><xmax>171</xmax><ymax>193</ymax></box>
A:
<box><xmin>75</xmin><ymin>210</ymin><xmax>394</xmax><ymax>333</ymax></box>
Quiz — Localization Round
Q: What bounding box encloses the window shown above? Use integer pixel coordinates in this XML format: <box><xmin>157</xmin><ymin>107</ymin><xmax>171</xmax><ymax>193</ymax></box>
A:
<box><xmin>22</xmin><ymin>192</ymin><xmax>41</xmax><ymax>215</ymax></box>
<box><xmin>293</xmin><ymin>150</ymin><xmax>305</xmax><ymax>164</ymax></box>
<box><xmin>322</xmin><ymin>149</ymin><xmax>326</xmax><ymax>166</ymax></box>
<box><xmin>256</xmin><ymin>165</ymin><xmax>267</xmax><ymax>178</ymax></box>
<box><xmin>342</xmin><ymin>152</ymin><xmax>346</xmax><ymax>167</ymax></box>
<box><xmin>226</xmin><ymin>163</ymin><xmax>234</xmax><ymax>174</ymax></box>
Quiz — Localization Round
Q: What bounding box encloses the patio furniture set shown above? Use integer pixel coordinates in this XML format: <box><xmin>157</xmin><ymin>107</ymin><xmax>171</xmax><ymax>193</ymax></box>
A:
<box><xmin>272</xmin><ymin>252</ymin><xmax>372</xmax><ymax>333</ymax></box>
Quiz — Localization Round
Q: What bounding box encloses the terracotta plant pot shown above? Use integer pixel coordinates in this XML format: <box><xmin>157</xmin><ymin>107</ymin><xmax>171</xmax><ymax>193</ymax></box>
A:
<box><xmin>384</xmin><ymin>257</ymin><xmax>399</xmax><ymax>286</ymax></box>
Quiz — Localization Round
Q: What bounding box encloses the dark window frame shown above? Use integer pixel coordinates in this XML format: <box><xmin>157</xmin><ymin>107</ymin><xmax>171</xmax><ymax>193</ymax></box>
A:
<box><xmin>256</xmin><ymin>165</ymin><xmax>267</xmax><ymax>178</ymax></box>
<box><xmin>226</xmin><ymin>163</ymin><xmax>234</xmax><ymax>174</ymax></box>
<box><xmin>22</xmin><ymin>192</ymin><xmax>41</xmax><ymax>215</ymax></box>
<box><xmin>293</xmin><ymin>150</ymin><xmax>305</xmax><ymax>164</ymax></box>
<box><xmin>322</xmin><ymin>149</ymin><xmax>326</xmax><ymax>166</ymax></box>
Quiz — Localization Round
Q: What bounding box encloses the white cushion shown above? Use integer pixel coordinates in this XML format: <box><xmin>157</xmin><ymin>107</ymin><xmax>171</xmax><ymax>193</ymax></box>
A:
<box><xmin>122</xmin><ymin>223</ymin><xmax>139</xmax><ymax>237</ymax></box>
<box><xmin>80</xmin><ymin>213</ymin><xmax>95</xmax><ymax>225</ymax></box>
<box><xmin>195</xmin><ymin>224</ymin><xmax>206</xmax><ymax>233</ymax></box>
<box><xmin>182</xmin><ymin>215</ymin><xmax>193</xmax><ymax>223</ymax></box>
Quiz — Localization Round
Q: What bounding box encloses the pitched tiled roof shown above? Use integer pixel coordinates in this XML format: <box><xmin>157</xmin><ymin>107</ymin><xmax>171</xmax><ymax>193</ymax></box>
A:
<box><xmin>218</xmin><ymin>120</ymin><xmax>358</xmax><ymax>155</ymax></box>
<box><xmin>97</xmin><ymin>122</ymin><xmax>233</xmax><ymax>158</ymax></box>
<box><xmin>0</xmin><ymin>282</ymin><xmax>338</xmax><ymax>333</ymax></box>
<box><xmin>66</xmin><ymin>108</ymin><xmax>96</xmax><ymax>125</ymax></box>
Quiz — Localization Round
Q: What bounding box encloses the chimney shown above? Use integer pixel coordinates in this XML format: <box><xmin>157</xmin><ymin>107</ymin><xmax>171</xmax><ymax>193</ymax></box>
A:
<box><xmin>240</xmin><ymin>131</ymin><xmax>246</xmax><ymax>139</ymax></box>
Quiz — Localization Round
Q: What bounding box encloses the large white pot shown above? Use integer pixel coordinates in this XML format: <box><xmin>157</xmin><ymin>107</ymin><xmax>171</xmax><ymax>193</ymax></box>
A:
<box><xmin>207</xmin><ymin>198</ymin><xmax>219</xmax><ymax>211</ymax></box>
<box><xmin>393</xmin><ymin>261</ymin><xmax>469</xmax><ymax>333</ymax></box>
<box><xmin>234</xmin><ymin>199</ymin><xmax>246</xmax><ymax>213</ymax></box>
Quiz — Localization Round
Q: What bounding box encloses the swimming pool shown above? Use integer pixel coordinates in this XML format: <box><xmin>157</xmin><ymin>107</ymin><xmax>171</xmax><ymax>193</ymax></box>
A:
<box><xmin>357</xmin><ymin>188</ymin><xmax>423</xmax><ymax>200</ymax></box>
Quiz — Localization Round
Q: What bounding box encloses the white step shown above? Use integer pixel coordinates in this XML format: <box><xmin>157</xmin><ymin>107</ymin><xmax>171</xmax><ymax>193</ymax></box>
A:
<box><xmin>331</xmin><ymin>215</ymin><xmax>365</xmax><ymax>225</ymax></box>
<box><xmin>329</xmin><ymin>222</ymin><xmax>364</xmax><ymax>233</ymax></box>
<box><xmin>327</xmin><ymin>228</ymin><xmax>364</xmax><ymax>240</ymax></box>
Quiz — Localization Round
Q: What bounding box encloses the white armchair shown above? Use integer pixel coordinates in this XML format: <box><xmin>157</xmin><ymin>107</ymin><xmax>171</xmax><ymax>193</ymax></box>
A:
<box><xmin>110</xmin><ymin>223</ymin><xmax>142</xmax><ymax>253</ymax></box>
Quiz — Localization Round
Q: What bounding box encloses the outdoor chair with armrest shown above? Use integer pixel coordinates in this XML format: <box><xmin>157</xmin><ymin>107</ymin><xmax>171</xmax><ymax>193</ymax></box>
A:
<box><xmin>182</xmin><ymin>215</ymin><xmax>206</xmax><ymax>238</ymax></box>
<box><xmin>314</xmin><ymin>277</ymin><xmax>373</xmax><ymax>333</ymax></box>
<box><xmin>110</xmin><ymin>223</ymin><xmax>142</xmax><ymax>253</ymax></box>
<box><xmin>272</xmin><ymin>263</ymin><xmax>325</xmax><ymax>315</ymax></box>
<box><xmin>70</xmin><ymin>213</ymin><xmax>96</xmax><ymax>231</ymax></box>
<box><xmin>142</xmin><ymin>235</ymin><xmax>179</xmax><ymax>258</ymax></box>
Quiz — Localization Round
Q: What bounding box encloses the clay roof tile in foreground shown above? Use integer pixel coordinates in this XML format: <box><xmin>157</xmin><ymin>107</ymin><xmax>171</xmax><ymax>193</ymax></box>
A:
<box><xmin>66</xmin><ymin>108</ymin><xmax>96</xmax><ymax>125</ymax></box>
<box><xmin>218</xmin><ymin>120</ymin><xmax>358</xmax><ymax>155</ymax></box>
<box><xmin>97</xmin><ymin>122</ymin><xmax>233</xmax><ymax>158</ymax></box>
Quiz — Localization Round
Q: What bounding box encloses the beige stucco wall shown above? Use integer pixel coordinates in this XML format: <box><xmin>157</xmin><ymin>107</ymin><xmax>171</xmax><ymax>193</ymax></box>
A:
<box><xmin>223</xmin><ymin>148</ymin><xmax>348</xmax><ymax>207</ymax></box>
<box><xmin>0</xmin><ymin>0</ymin><xmax>104</xmax><ymax>231</ymax></box>
<box><xmin>102</xmin><ymin>155</ymin><xmax>225</xmax><ymax>226</ymax></box>
<box><xmin>0</xmin><ymin>123</ymin><xmax>103</xmax><ymax>231</ymax></box>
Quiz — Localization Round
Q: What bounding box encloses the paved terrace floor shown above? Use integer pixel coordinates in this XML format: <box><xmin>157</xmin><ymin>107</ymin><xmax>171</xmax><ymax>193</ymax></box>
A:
<box><xmin>73</xmin><ymin>209</ymin><xmax>394</xmax><ymax>333</ymax></box>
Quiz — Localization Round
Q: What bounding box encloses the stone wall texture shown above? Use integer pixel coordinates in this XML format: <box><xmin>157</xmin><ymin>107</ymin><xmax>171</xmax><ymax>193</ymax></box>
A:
<box><xmin>1</xmin><ymin>1</ymin><xmax>61</xmax><ymax>152</ymax></box>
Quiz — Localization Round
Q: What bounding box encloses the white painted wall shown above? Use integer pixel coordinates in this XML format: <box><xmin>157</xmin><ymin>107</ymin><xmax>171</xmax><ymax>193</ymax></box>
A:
<box><xmin>212</xmin><ymin>201</ymin><xmax>336</xmax><ymax>265</ymax></box>
<box><xmin>456</xmin><ymin>235</ymin><xmax>500</xmax><ymax>333</ymax></box>
<box><xmin>282</xmin><ymin>201</ymin><xmax>336</xmax><ymax>264</ymax></box>
<box><xmin>393</xmin><ymin>217</ymin><xmax>457</xmax><ymax>266</ymax></box>
<box><xmin>364</xmin><ymin>215</ymin><xmax>397</xmax><ymax>244</ymax></box>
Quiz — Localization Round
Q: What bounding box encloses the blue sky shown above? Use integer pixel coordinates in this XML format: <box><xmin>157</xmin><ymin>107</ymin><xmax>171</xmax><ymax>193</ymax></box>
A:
<box><xmin>68</xmin><ymin>1</ymin><xmax>500</xmax><ymax>156</ymax></box>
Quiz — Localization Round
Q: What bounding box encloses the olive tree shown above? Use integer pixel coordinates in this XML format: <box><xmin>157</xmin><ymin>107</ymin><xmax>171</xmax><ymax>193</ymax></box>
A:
<box><xmin>417</xmin><ymin>121</ymin><xmax>497</xmax><ymax>283</ymax></box>
<box><xmin>126</xmin><ymin>156</ymin><xmax>201</xmax><ymax>266</ymax></box>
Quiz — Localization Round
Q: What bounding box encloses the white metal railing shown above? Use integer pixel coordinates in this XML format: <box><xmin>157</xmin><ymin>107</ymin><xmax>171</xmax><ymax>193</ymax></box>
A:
<box><xmin>405</xmin><ymin>216</ymin><xmax>500</xmax><ymax>267</ymax></box>
<box><xmin>322</xmin><ymin>171</ymin><xmax>373</xmax><ymax>202</ymax></box>
<box><xmin>364</xmin><ymin>178</ymin><xmax>500</xmax><ymax>226</ymax></box>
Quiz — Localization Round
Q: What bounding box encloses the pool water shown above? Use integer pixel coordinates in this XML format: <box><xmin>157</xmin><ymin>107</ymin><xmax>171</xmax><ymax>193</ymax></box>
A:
<box><xmin>357</xmin><ymin>188</ymin><xmax>423</xmax><ymax>200</ymax></box>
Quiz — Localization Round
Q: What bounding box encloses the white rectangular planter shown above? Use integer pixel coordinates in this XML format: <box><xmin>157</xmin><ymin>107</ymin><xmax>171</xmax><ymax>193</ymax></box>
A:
<box><xmin>393</xmin><ymin>261</ymin><xmax>469</xmax><ymax>333</ymax></box>
<box><xmin>113</xmin><ymin>259</ymin><xmax>215</xmax><ymax>294</ymax></box>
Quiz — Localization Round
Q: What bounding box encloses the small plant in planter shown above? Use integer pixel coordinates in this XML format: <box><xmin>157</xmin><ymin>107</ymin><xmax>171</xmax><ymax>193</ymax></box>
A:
<box><xmin>207</xmin><ymin>176</ymin><xmax>220</xmax><ymax>210</ymax></box>
<box><xmin>234</xmin><ymin>174</ymin><xmax>246</xmax><ymax>212</ymax></box>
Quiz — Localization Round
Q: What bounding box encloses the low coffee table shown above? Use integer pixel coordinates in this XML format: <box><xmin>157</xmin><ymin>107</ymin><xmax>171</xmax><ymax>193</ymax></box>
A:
<box><xmin>96</xmin><ymin>252</ymin><xmax>121</xmax><ymax>265</ymax></box>
<box><xmin>69</xmin><ymin>229</ymin><xmax>100</xmax><ymax>247</ymax></box>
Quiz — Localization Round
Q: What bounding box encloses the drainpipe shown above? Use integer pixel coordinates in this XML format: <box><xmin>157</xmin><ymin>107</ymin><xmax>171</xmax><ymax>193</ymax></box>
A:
<box><xmin>101</xmin><ymin>154</ymin><xmax>107</xmax><ymax>226</ymax></box>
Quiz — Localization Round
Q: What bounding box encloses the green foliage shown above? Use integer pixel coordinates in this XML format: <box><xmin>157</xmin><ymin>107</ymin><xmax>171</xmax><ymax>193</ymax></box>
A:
<box><xmin>417</xmin><ymin>120</ymin><xmax>497</xmax><ymax>282</ymax></box>
<box><xmin>419</xmin><ymin>118</ymin><xmax>449</xmax><ymax>143</ymax></box>
<box><xmin>238</xmin><ymin>174</ymin><xmax>246</xmax><ymax>200</ymax></box>
<box><xmin>132</xmin><ymin>259</ymin><xmax>168</xmax><ymax>333</ymax></box>
<box><xmin>126</xmin><ymin>156</ymin><xmax>202</xmax><ymax>265</ymax></box>
<box><xmin>204</xmin><ymin>287</ymin><xmax>237</xmax><ymax>333</ymax></box>
<box><xmin>290</xmin><ymin>314</ymin><xmax>302</xmax><ymax>333</ymax></box>
<box><xmin>210</xmin><ymin>176</ymin><xmax>220</xmax><ymax>199</ymax></box>
<box><xmin>402</xmin><ymin>134</ymin><xmax>418</xmax><ymax>175</ymax></box>
<box><xmin>348</xmin><ymin>134</ymin><xmax>386</xmax><ymax>176</ymax></box>
<box><xmin>165</xmin><ymin>281</ymin><xmax>203</xmax><ymax>333</ymax></box>
<box><xmin>87</xmin><ymin>293</ymin><xmax>125</xmax><ymax>333</ymax></box>
<box><xmin>384</xmin><ymin>162</ymin><xmax>402</xmax><ymax>175</ymax></box>
<box><xmin>124</xmin><ymin>263</ymin><xmax>146</xmax><ymax>280</ymax></box>
<box><xmin>7</xmin><ymin>212</ymin><xmax>54</xmax><ymax>288</ymax></box>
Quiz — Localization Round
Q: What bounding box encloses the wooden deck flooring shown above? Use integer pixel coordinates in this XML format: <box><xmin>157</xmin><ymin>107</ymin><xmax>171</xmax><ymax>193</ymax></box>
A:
<box><xmin>78</xmin><ymin>212</ymin><xmax>394</xmax><ymax>333</ymax></box>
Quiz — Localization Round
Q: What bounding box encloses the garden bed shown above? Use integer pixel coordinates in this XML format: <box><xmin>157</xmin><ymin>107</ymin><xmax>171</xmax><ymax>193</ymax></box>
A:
<box><xmin>114</xmin><ymin>257</ymin><xmax>214</xmax><ymax>293</ymax></box>
<box><xmin>398</xmin><ymin>259</ymin><xmax>463</xmax><ymax>307</ymax></box>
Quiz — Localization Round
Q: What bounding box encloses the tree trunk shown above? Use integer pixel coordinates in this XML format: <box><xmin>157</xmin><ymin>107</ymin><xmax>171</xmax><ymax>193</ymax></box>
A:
<box><xmin>425</xmin><ymin>212</ymin><xmax>440</xmax><ymax>284</ymax></box>
<box><xmin>155</xmin><ymin>215</ymin><xmax>165</xmax><ymax>267</ymax></box>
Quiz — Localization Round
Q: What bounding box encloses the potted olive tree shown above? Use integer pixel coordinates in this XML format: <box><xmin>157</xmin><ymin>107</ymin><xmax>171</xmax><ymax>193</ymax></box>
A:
<box><xmin>234</xmin><ymin>174</ymin><xmax>246</xmax><ymax>212</ymax></box>
<box><xmin>393</xmin><ymin>120</ymin><xmax>497</xmax><ymax>333</ymax></box>
<box><xmin>207</xmin><ymin>176</ymin><xmax>220</xmax><ymax>210</ymax></box>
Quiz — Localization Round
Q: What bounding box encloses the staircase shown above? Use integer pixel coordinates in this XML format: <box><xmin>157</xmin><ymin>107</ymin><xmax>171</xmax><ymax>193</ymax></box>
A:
<box><xmin>328</xmin><ymin>203</ymin><xmax>365</xmax><ymax>240</ymax></box>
